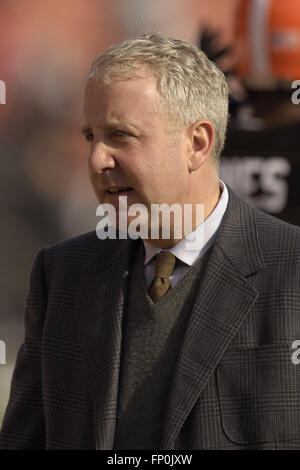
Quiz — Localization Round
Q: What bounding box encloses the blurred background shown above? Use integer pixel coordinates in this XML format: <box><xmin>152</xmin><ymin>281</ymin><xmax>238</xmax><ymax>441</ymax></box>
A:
<box><xmin>1</xmin><ymin>0</ymin><xmax>300</xmax><ymax>426</ymax></box>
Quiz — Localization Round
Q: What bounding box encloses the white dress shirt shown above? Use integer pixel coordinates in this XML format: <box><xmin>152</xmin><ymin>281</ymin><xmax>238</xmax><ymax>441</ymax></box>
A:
<box><xmin>143</xmin><ymin>179</ymin><xmax>229</xmax><ymax>289</ymax></box>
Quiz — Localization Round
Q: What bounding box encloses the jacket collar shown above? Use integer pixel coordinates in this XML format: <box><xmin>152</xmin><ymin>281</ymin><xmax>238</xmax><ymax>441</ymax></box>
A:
<box><xmin>213</xmin><ymin>184</ymin><xmax>264</xmax><ymax>277</ymax></box>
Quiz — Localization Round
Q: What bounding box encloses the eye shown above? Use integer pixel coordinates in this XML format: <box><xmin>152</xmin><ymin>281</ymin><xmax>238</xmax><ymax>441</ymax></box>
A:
<box><xmin>113</xmin><ymin>129</ymin><xmax>131</xmax><ymax>137</ymax></box>
<box><xmin>85</xmin><ymin>132</ymin><xmax>94</xmax><ymax>141</ymax></box>
<box><xmin>115</xmin><ymin>131</ymin><xmax>125</xmax><ymax>137</ymax></box>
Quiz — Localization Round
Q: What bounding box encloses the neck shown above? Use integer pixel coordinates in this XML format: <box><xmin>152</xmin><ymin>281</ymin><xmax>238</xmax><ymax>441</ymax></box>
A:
<box><xmin>143</xmin><ymin>174</ymin><xmax>221</xmax><ymax>248</ymax></box>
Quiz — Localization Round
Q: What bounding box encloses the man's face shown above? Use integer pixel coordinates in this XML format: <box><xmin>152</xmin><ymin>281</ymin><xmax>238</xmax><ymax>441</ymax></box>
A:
<box><xmin>81</xmin><ymin>74</ymin><xmax>191</xmax><ymax>231</ymax></box>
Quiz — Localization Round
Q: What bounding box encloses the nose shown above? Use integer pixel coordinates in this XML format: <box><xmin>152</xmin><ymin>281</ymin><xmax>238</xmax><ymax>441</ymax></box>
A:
<box><xmin>88</xmin><ymin>142</ymin><xmax>116</xmax><ymax>174</ymax></box>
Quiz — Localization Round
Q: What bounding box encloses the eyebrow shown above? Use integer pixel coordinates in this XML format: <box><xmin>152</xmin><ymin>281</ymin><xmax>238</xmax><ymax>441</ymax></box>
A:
<box><xmin>80</xmin><ymin>125</ymin><xmax>91</xmax><ymax>135</ymax></box>
<box><xmin>80</xmin><ymin>122</ymin><xmax>139</xmax><ymax>135</ymax></box>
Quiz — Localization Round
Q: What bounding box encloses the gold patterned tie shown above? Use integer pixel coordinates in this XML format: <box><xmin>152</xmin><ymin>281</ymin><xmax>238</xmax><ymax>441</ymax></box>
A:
<box><xmin>148</xmin><ymin>251</ymin><xmax>176</xmax><ymax>302</ymax></box>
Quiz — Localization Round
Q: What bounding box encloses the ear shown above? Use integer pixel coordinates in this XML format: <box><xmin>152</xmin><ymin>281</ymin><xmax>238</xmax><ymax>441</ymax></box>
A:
<box><xmin>187</xmin><ymin>120</ymin><xmax>215</xmax><ymax>172</ymax></box>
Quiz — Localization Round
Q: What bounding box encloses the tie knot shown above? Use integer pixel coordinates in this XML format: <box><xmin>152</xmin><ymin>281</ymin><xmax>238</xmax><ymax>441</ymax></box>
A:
<box><xmin>154</xmin><ymin>251</ymin><xmax>176</xmax><ymax>279</ymax></box>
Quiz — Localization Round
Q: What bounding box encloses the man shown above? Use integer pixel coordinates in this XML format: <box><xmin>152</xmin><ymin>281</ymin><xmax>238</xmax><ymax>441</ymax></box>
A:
<box><xmin>1</xmin><ymin>33</ymin><xmax>300</xmax><ymax>450</ymax></box>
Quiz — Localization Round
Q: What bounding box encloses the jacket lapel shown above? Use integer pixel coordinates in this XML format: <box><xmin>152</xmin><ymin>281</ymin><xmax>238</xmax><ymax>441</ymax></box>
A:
<box><xmin>161</xmin><ymin>186</ymin><xmax>265</xmax><ymax>448</ymax></box>
<box><xmin>76</xmin><ymin>236</ymin><xmax>137</xmax><ymax>450</ymax></box>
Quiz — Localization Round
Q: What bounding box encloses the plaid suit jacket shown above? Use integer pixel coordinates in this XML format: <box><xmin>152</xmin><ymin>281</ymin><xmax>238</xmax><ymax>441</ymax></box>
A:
<box><xmin>1</xmin><ymin>186</ymin><xmax>300</xmax><ymax>450</ymax></box>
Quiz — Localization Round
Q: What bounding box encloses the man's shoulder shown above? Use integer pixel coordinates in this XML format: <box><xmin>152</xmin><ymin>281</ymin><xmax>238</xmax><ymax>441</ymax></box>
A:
<box><xmin>46</xmin><ymin>230</ymin><xmax>100</xmax><ymax>252</ymax></box>
<box><xmin>227</xmin><ymin>185</ymin><xmax>300</xmax><ymax>251</ymax></box>
<box><xmin>253</xmin><ymin>206</ymin><xmax>300</xmax><ymax>250</ymax></box>
<box><xmin>40</xmin><ymin>230</ymin><xmax>129</xmax><ymax>271</ymax></box>
<box><xmin>41</xmin><ymin>230</ymin><xmax>99</xmax><ymax>263</ymax></box>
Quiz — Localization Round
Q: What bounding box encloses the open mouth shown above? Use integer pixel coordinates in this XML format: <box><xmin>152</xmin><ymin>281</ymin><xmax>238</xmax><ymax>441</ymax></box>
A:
<box><xmin>107</xmin><ymin>187</ymin><xmax>133</xmax><ymax>194</ymax></box>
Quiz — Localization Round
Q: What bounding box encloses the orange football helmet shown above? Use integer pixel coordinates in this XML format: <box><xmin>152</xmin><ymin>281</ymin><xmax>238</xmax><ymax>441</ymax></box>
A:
<box><xmin>234</xmin><ymin>0</ymin><xmax>300</xmax><ymax>82</ymax></box>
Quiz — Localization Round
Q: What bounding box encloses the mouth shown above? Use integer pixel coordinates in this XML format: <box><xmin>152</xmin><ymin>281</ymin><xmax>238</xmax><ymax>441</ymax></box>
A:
<box><xmin>107</xmin><ymin>186</ymin><xmax>133</xmax><ymax>194</ymax></box>
<box><xmin>104</xmin><ymin>187</ymin><xmax>135</xmax><ymax>201</ymax></box>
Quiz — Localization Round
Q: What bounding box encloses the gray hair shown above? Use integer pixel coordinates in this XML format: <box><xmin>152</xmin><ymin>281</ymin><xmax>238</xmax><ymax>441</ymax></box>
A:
<box><xmin>89</xmin><ymin>33</ymin><xmax>229</xmax><ymax>162</ymax></box>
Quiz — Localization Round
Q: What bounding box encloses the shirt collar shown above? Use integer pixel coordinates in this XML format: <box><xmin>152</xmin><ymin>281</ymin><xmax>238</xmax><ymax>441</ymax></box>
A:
<box><xmin>143</xmin><ymin>179</ymin><xmax>229</xmax><ymax>266</ymax></box>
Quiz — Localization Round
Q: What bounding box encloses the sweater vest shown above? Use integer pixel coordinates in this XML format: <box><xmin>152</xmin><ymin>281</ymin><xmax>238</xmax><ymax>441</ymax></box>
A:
<box><xmin>113</xmin><ymin>239</ymin><xmax>212</xmax><ymax>449</ymax></box>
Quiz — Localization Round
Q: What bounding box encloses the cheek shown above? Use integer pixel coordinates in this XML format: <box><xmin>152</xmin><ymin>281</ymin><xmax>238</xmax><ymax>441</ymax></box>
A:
<box><xmin>88</xmin><ymin>164</ymin><xmax>97</xmax><ymax>186</ymax></box>
<box><xmin>120</xmin><ymin>146</ymin><xmax>152</xmax><ymax>180</ymax></box>
<box><xmin>121</xmin><ymin>140</ymin><xmax>185</xmax><ymax>190</ymax></box>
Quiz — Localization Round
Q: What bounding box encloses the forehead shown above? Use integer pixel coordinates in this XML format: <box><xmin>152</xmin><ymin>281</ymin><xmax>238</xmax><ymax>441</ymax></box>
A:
<box><xmin>82</xmin><ymin>75</ymin><xmax>161</xmax><ymax>127</ymax></box>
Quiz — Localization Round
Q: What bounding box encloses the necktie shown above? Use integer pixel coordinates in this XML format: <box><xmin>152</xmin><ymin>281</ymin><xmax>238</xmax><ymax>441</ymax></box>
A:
<box><xmin>148</xmin><ymin>251</ymin><xmax>176</xmax><ymax>302</ymax></box>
